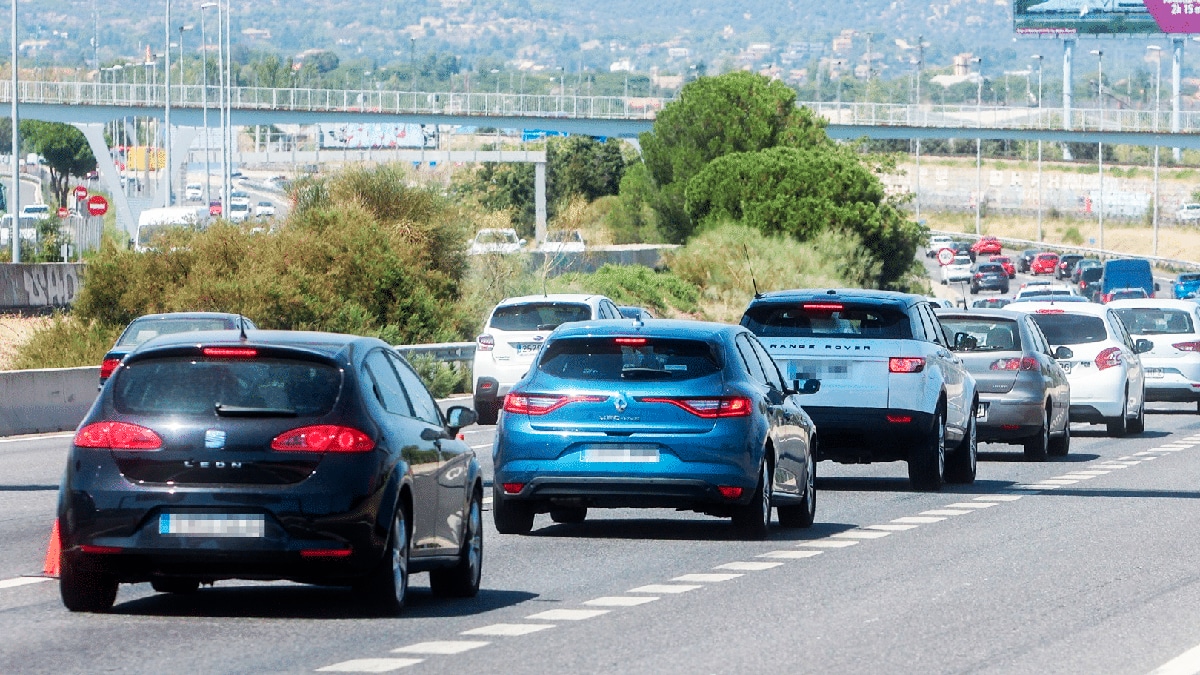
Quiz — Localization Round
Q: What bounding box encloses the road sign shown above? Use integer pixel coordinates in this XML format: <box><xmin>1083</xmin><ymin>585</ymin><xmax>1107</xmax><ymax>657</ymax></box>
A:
<box><xmin>937</xmin><ymin>248</ymin><xmax>956</xmax><ymax>266</ymax></box>
<box><xmin>73</xmin><ymin>185</ymin><xmax>88</xmax><ymax>200</ymax></box>
<box><xmin>57</xmin><ymin>206</ymin><xmax>69</xmax><ymax>218</ymax></box>
<box><xmin>86</xmin><ymin>194</ymin><xmax>109</xmax><ymax>217</ymax></box>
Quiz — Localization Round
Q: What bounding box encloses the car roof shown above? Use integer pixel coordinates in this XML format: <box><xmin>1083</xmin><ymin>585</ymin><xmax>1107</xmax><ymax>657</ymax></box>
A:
<box><xmin>1107</xmin><ymin>299</ymin><xmax>1198</xmax><ymax>310</ymax></box>
<box><xmin>934</xmin><ymin>308</ymin><xmax>1027</xmax><ymax>321</ymax></box>
<box><xmin>129</xmin><ymin>329</ymin><xmax>374</xmax><ymax>360</ymax></box>
<box><xmin>127</xmin><ymin>311</ymin><xmax>247</xmax><ymax>322</ymax></box>
<box><xmin>1006</xmin><ymin>300</ymin><xmax>1111</xmax><ymax>316</ymax></box>
<box><xmin>749</xmin><ymin>288</ymin><xmax>922</xmax><ymax>308</ymax></box>
<box><xmin>497</xmin><ymin>293</ymin><xmax>605</xmax><ymax>306</ymax></box>
<box><xmin>550</xmin><ymin>319</ymin><xmax>739</xmax><ymax>341</ymax></box>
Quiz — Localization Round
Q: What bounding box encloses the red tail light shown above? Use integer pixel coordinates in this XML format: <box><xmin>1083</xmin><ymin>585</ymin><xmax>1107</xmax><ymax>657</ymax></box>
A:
<box><xmin>886</xmin><ymin>415</ymin><xmax>913</xmax><ymax>423</ymax></box>
<box><xmin>639</xmin><ymin>396</ymin><xmax>754</xmax><ymax>418</ymax></box>
<box><xmin>974</xmin><ymin>273</ymin><xmax>983</xmax><ymax>280</ymax></box>
<box><xmin>300</xmin><ymin>548</ymin><xmax>353</xmax><ymax>558</ymax></box>
<box><xmin>74</xmin><ymin>421</ymin><xmax>162</xmax><ymax>450</ymax></box>
<box><xmin>1079</xmin><ymin>281</ymin><xmax>1087</xmax><ymax>290</ymax></box>
<box><xmin>202</xmin><ymin>347</ymin><xmax>257</xmax><ymax>358</ymax></box>
<box><xmin>991</xmin><ymin>356</ymin><xmax>1039</xmax><ymax>371</ymax></box>
<box><xmin>79</xmin><ymin>545</ymin><xmax>123</xmax><ymax>554</ymax></box>
<box><xmin>614</xmin><ymin>337</ymin><xmax>647</xmax><ymax>346</ymax></box>
<box><xmin>1095</xmin><ymin>347</ymin><xmax>1123</xmax><ymax>371</ymax></box>
<box><xmin>889</xmin><ymin>357</ymin><xmax>925</xmax><ymax>373</ymax></box>
<box><xmin>1036</xmin><ymin>309</ymin><xmax>1065</xmax><ymax>314</ymax></box>
<box><xmin>476</xmin><ymin>334</ymin><xmax>494</xmax><ymax>352</ymax></box>
<box><xmin>803</xmin><ymin>303</ymin><xmax>843</xmax><ymax>312</ymax></box>
<box><xmin>502</xmin><ymin>482</ymin><xmax>525</xmax><ymax>494</ymax></box>
<box><xmin>271</xmin><ymin>425</ymin><xmax>375</xmax><ymax>453</ymax></box>
<box><xmin>1174</xmin><ymin>341</ymin><xmax>1200</xmax><ymax>352</ymax></box>
<box><xmin>503</xmin><ymin>393</ymin><xmax>607</xmax><ymax>415</ymax></box>
<box><xmin>717</xmin><ymin>486</ymin><xmax>744</xmax><ymax>500</ymax></box>
<box><xmin>1101</xmin><ymin>293</ymin><xmax>1114</xmax><ymax>303</ymax></box>
<box><xmin>99</xmin><ymin>358</ymin><xmax>121</xmax><ymax>380</ymax></box>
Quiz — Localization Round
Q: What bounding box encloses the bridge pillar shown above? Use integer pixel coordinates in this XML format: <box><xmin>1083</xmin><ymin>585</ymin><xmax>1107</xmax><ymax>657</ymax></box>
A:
<box><xmin>535</xmin><ymin>161</ymin><xmax>546</xmax><ymax>242</ymax></box>
<box><xmin>162</xmin><ymin>127</ymin><xmax>198</xmax><ymax>208</ymax></box>
<box><xmin>73</xmin><ymin>123</ymin><xmax>137</xmax><ymax>241</ymax></box>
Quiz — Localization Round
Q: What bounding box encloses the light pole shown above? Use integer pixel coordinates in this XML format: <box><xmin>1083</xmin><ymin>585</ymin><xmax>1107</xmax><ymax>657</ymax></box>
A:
<box><xmin>164</xmin><ymin>0</ymin><xmax>173</xmax><ymax>207</ymax></box>
<box><xmin>201</xmin><ymin>2</ymin><xmax>216</xmax><ymax>208</ymax></box>
<box><xmin>974</xmin><ymin>56</ymin><xmax>983</xmax><ymax>236</ymax></box>
<box><xmin>1033</xmin><ymin>54</ymin><xmax>1044</xmax><ymax>241</ymax></box>
<box><xmin>10</xmin><ymin>0</ymin><xmax>19</xmax><ymax>263</ymax></box>
<box><xmin>914</xmin><ymin>36</ymin><xmax>923</xmax><ymax>223</ymax></box>
<box><xmin>1091</xmin><ymin>48</ymin><xmax>1104</xmax><ymax>253</ymax></box>
<box><xmin>1149</xmin><ymin>44</ymin><xmax>1163</xmax><ymax>256</ymax></box>
<box><xmin>223</xmin><ymin>0</ymin><xmax>232</xmax><ymax>213</ymax></box>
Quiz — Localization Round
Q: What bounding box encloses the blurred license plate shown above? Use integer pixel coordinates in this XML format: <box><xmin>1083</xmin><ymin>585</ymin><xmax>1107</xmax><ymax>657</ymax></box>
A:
<box><xmin>1146</xmin><ymin>368</ymin><xmax>1164</xmax><ymax>379</ymax></box>
<box><xmin>581</xmin><ymin>446</ymin><xmax>659</xmax><ymax>463</ymax></box>
<box><xmin>516</xmin><ymin>343</ymin><xmax>542</xmax><ymax>354</ymax></box>
<box><xmin>790</xmin><ymin>361</ymin><xmax>850</xmax><ymax>380</ymax></box>
<box><xmin>976</xmin><ymin>402</ymin><xmax>989</xmax><ymax>422</ymax></box>
<box><xmin>1057</xmin><ymin>361</ymin><xmax>1073</xmax><ymax>373</ymax></box>
<box><xmin>159</xmin><ymin>514</ymin><xmax>265</xmax><ymax>537</ymax></box>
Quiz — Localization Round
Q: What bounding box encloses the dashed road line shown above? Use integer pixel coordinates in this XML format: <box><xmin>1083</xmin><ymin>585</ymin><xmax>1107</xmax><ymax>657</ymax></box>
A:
<box><xmin>392</xmin><ymin>642</ymin><xmax>489</xmax><ymax>655</ymax></box>
<box><xmin>317</xmin><ymin>658</ymin><xmax>423</xmax><ymax>672</ymax></box>
<box><xmin>833</xmin><ymin>530</ymin><xmax>892</xmax><ymax>539</ymax></box>
<box><xmin>893</xmin><ymin>516</ymin><xmax>946</xmax><ymax>524</ymax></box>
<box><xmin>945</xmin><ymin>502</ymin><xmax>997</xmax><ymax>509</ymax></box>
<box><xmin>584</xmin><ymin>596</ymin><xmax>660</xmax><ymax>607</ymax></box>
<box><xmin>796</xmin><ymin>539</ymin><xmax>858</xmax><ymax>548</ymax></box>
<box><xmin>921</xmin><ymin>509</ymin><xmax>973</xmax><ymax>516</ymax></box>
<box><xmin>0</xmin><ymin>576</ymin><xmax>52</xmax><ymax>590</ymax></box>
<box><xmin>0</xmin><ymin>432</ymin><xmax>73</xmax><ymax>444</ymax></box>
<box><xmin>672</xmin><ymin>573</ymin><xmax>742</xmax><ymax>583</ymax></box>
<box><xmin>628</xmin><ymin>584</ymin><xmax>702</xmax><ymax>594</ymax></box>
<box><xmin>1147</xmin><ymin>641</ymin><xmax>1200</xmax><ymax>675</ymax></box>
<box><xmin>982</xmin><ymin>494</ymin><xmax>1024</xmax><ymax>502</ymax></box>
<box><xmin>526</xmin><ymin>609</ymin><xmax>610</xmax><ymax>621</ymax></box>
<box><xmin>462</xmin><ymin>623</ymin><xmax>556</xmax><ymax>636</ymax></box>
<box><xmin>759</xmin><ymin>550</ymin><xmax>824</xmax><ymax>559</ymax></box>
<box><xmin>714</xmin><ymin>561</ymin><xmax>784</xmax><ymax>571</ymax></box>
<box><xmin>865</xmin><ymin>523</ymin><xmax>919</xmax><ymax>531</ymax></box>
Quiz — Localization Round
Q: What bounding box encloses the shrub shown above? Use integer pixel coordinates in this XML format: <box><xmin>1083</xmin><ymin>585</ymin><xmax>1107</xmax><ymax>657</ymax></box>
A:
<box><xmin>550</xmin><ymin>264</ymin><xmax>701</xmax><ymax>316</ymax></box>
<box><xmin>406</xmin><ymin>354</ymin><xmax>472</xmax><ymax>398</ymax></box>
<box><xmin>10</xmin><ymin>314</ymin><xmax>122</xmax><ymax>370</ymax></box>
<box><xmin>1062</xmin><ymin>226</ymin><xmax>1084</xmax><ymax>245</ymax></box>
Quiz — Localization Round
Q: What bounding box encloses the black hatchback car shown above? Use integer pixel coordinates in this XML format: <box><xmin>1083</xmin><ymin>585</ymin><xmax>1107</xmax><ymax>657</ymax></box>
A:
<box><xmin>970</xmin><ymin>263</ymin><xmax>1010</xmax><ymax>295</ymax></box>
<box><xmin>58</xmin><ymin>330</ymin><xmax>482</xmax><ymax>613</ymax></box>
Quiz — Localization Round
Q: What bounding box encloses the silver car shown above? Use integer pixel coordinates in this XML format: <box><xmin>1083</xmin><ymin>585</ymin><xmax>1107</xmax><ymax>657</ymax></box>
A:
<box><xmin>936</xmin><ymin>309</ymin><xmax>1072</xmax><ymax>460</ymax></box>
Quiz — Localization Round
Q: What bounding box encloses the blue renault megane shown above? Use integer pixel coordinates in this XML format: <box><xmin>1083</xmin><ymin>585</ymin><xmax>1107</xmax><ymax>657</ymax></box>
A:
<box><xmin>492</xmin><ymin>320</ymin><xmax>819</xmax><ymax>539</ymax></box>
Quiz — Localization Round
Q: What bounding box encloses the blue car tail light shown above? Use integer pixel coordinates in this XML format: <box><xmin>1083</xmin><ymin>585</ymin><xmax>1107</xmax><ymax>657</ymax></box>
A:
<box><xmin>637</xmin><ymin>396</ymin><xmax>752</xmax><ymax>418</ymax></box>
<box><xmin>503</xmin><ymin>393</ymin><xmax>608</xmax><ymax>416</ymax></box>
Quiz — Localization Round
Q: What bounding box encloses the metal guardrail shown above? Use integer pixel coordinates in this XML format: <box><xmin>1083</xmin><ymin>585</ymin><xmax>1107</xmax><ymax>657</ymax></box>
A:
<box><xmin>393</xmin><ymin>342</ymin><xmax>476</xmax><ymax>363</ymax></box>
<box><xmin>929</xmin><ymin>229</ymin><xmax>1200</xmax><ymax>273</ymax></box>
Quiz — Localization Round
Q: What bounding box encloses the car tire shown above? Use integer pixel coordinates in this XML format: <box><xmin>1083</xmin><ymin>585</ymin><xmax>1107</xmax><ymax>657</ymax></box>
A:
<box><xmin>1128</xmin><ymin>393</ymin><xmax>1146</xmax><ymax>434</ymax></box>
<box><xmin>1048</xmin><ymin>420</ymin><xmax>1070</xmax><ymax>457</ymax></box>
<box><xmin>357</xmin><ymin>504</ymin><xmax>410</xmax><ymax>615</ymax></box>
<box><xmin>777</xmin><ymin>446</ymin><xmax>816</xmax><ymax>529</ymax></box>
<box><xmin>945</xmin><ymin>409</ymin><xmax>977</xmax><ymax>484</ymax></box>
<box><xmin>1106</xmin><ymin>393</ymin><xmax>1129</xmax><ymax>437</ymax></box>
<box><xmin>60</xmin><ymin>555</ymin><xmax>119</xmax><ymax>613</ymax></box>
<box><xmin>970</xmin><ymin>286</ymin><xmax>978</xmax><ymax>295</ymax></box>
<box><xmin>549</xmin><ymin>507</ymin><xmax>587</xmax><ymax>524</ymax></box>
<box><xmin>492</xmin><ymin>484</ymin><xmax>534</xmax><ymax>535</ymax></box>
<box><xmin>1023</xmin><ymin>408</ymin><xmax>1050</xmax><ymax>462</ymax></box>
<box><xmin>150</xmin><ymin>578</ymin><xmax>200</xmax><ymax>594</ymax></box>
<box><xmin>474</xmin><ymin>398</ymin><xmax>499</xmax><ymax>426</ymax></box>
<box><xmin>1001</xmin><ymin>286</ymin><xmax>1009</xmax><ymax>294</ymax></box>
<box><xmin>430</xmin><ymin>490</ymin><xmax>483</xmax><ymax>598</ymax></box>
<box><xmin>908</xmin><ymin>407</ymin><xmax>946</xmax><ymax>492</ymax></box>
<box><xmin>732</xmin><ymin>462</ymin><xmax>772</xmax><ymax>540</ymax></box>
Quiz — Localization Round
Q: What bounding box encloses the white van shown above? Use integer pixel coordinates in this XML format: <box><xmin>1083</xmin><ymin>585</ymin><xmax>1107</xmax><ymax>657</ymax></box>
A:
<box><xmin>19</xmin><ymin>204</ymin><xmax>49</xmax><ymax>218</ymax></box>
<box><xmin>135</xmin><ymin>206</ymin><xmax>207</xmax><ymax>251</ymax></box>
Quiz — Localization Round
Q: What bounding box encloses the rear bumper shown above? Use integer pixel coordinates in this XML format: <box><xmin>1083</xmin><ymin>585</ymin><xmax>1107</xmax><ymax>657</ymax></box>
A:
<box><xmin>801</xmin><ymin>407</ymin><xmax>934</xmax><ymax>462</ymax></box>
<box><xmin>496</xmin><ymin>476</ymin><xmax>753</xmax><ymax>510</ymax></box>
<box><xmin>976</xmin><ymin>397</ymin><xmax>1044</xmax><ymax>441</ymax></box>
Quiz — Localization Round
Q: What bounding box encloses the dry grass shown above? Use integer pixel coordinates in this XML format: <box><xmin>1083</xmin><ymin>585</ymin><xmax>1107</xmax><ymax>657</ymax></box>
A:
<box><xmin>0</xmin><ymin>315</ymin><xmax>52</xmax><ymax>371</ymax></box>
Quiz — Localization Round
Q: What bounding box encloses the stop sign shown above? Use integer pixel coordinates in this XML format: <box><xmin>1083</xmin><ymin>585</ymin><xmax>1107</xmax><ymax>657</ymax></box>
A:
<box><xmin>57</xmin><ymin>206</ymin><xmax>69</xmax><ymax>218</ymax></box>
<box><xmin>73</xmin><ymin>185</ymin><xmax>87</xmax><ymax>200</ymax></box>
<box><xmin>86</xmin><ymin>194</ymin><xmax>109</xmax><ymax>217</ymax></box>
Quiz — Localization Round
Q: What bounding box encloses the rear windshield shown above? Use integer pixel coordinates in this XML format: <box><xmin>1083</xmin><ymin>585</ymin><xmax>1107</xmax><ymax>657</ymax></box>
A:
<box><xmin>977</xmin><ymin>264</ymin><xmax>1004</xmax><ymax>274</ymax></box>
<box><xmin>1028</xmin><ymin>314</ymin><xmax>1108</xmax><ymax>345</ymax></box>
<box><xmin>1114</xmin><ymin>308</ymin><xmax>1195</xmax><ymax>335</ymax></box>
<box><xmin>1017</xmin><ymin>290</ymin><xmax>1072</xmax><ymax>299</ymax></box>
<box><xmin>937</xmin><ymin>317</ymin><xmax>1022</xmax><ymax>352</ymax></box>
<box><xmin>490</xmin><ymin>303</ymin><xmax>591</xmax><ymax>331</ymax></box>
<box><xmin>116</xmin><ymin>317</ymin><xmax>237</xmax><ymax>347</ymax></box>
<box><xmin>741</xmin><ymin>303</ymin><xmax>912</xmax><ymax>340</ymax></box>
<box><xmin>1081</xmin><ymin>268</ymin><xmax>1103</xmax><ymax>282</ymax></box>
<box><xmin>537</xmin><ymin>337</ymin><xmax>721</xmax><ymax>382</ymax></box>
<box><xmin>1179</xmin><ymin>274</ymin><xmax>1200</xmax><ymax>283</ymax></box>
<box><xmin>112</xmin><ymin>357</ymin><xmax>341</xmax><ymax>416</ymax></box>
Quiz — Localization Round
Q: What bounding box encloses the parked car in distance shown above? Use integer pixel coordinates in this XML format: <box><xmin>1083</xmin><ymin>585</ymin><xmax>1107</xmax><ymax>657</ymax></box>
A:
<box><xmin>536</xmin><ymin>229</ymin><xmax>586</xmax><ymax>253</ymax></box>
<box><xmin>989</xmin><ymin>255</ymin><xmax>1016</xmax><ymax>278</ymax></box>
<box><xmin>1100</xmin><ymin>258</ymin><xmax>1159</xmax><ymax>302</ymax></box>
<box><xmin>618</xmin><ymin>305</ymin><xmax>656</xmax><ymax>321</ymax></box>
<box><xmin>941</xmin><ymin>255</ymin><xmax>974</xmax><ymax>285</ymax></box>
<box><xmin>742</xmin><ymin>289</ymin><xmax>978</xmax><ymax>492</ymax></box>
<box><xmin>927</xmin><ymin>234</ymin><xmax>954</xmax><ymax>257</ymax></box>
<box><xmin>1017</xmin><ymin>249</ymin><xmax>1040</xmax><ymax>274</ymax></box>
<box><xmin>1177</xmin><ymin>203</ymin><xmax>1200</xmax><ymax>221</ymax></box>
<box><xmin>1056</xmin><ymin>254</ymin><xmax>1085</xmax><ymax>280</ymax></box>
<box><xmin>1173</xmin><ymin>273</ymin><xmax>1200</xmax><ymax>299</ymax></box>
<box><xmin>1008</xmin><ymin>300</ymin><xmax>1150</xmax><ymax>436</ymax></box>
<box><xmin>60</xmin><ymin>330</ymin><xmax>483</xmax><ymax>613</ymax></box>
<box><xmin>185</xmin><ymin>183</ymin><xmax>203</xmax><ymax>201</ymax></box>
<box><xmin>935</xmin><ymin>309</ymin><xmax>1071</xmax><ymax>459</ymax></box>
<box><xmin>970</xmin><ymin>236</ymin><xmax>1003</xmax><ymax>255</ymax></box>
<box><xmin>970</xmin><ymin>263</ymin><xmax>1010</xmax><ymax>295</ymax></box>
<box><xmin>468</xmin><ymin>228</ymin><xmax>526</xmax><ymax>255</ymax></box>
<box><xmin>472</xmin><ymin>294</ymin><xmax>622</xmax><ymax>424</ymax></box>
<box><xmin>1111</xmin><ymin>299</ymin><xmax>1200</xmax><ymax>413</ymax></box>
<box><xmin>1030</xmin><ymin>252</ymin><xmax>1060</xmax><ymax>276</ymax></box>
<box><xmin>493</xmin><ymin>320</ymin><xmax>819</xmax><ymax>538</ymax></box>
<box><xmin>972</xmin><ymin>298</ymin><xmax>1012</xmax><ymax>309</ymax></box>
<box><xmin>99</xmin><ymin>312</ymin><xmax>255</xmax><ymax>385</ymax></box>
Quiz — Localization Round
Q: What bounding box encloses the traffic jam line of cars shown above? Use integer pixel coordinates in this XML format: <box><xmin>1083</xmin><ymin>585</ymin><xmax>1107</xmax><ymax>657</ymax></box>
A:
<box><xmin>311</xmin><ymin>432</ymin><xmax>1200</xmax><ymax>673</ymax></box>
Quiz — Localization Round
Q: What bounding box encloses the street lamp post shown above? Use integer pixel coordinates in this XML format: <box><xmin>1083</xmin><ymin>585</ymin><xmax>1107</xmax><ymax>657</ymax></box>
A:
<box><xmin>1149</xmin><ymin>45</ymin><xmax>1163</xmax><ymax>256</ymax></box>
<box><xmin>10</xmin><ymin>0</ymin><xmax>19</xmax><ymax>263</ymax></box>
<box><xmin>915</xmin><ymin>35</ymin><xmax>923</xmax><ymax>223</ymax></box>
<box><xmin>1091</xmin><ymin>48</ymin><xmax>1104</xmax><ymax>253</ymax></box>
<box><xmin>164</xmin><ymin>0</ymin><xmax>172</xmax><ymax>207</ymax></box>
<box><xmin>974</xmin><ymin>56</ymin><xmax>983</xmax><ymax>236</ymax></box>
<box><xmin>201</xmin><ymin>2</ymin><xmax>216</xmax><ymax>208</ymax></box>
<box><xmin>1033</xmin><ymin>54</ymin><xmax>1044</xmax><ymax>241</ymax></box>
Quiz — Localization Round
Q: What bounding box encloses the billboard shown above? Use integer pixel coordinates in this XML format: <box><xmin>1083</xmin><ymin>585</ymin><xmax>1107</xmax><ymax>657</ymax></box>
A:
<box><xmin>317</xmin><ymin>123</ymin><xmax>437</xmax><ymax>150</ymax></box>
<box><xmin>1014</xmin><ymin>0</ymin><xmax>1160</xmax><ymax>35</ymax></box>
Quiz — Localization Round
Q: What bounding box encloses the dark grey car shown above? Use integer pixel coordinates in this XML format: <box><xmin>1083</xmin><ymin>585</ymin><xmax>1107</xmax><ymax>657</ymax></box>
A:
<box><xmin>936</xmin><ymin>309</ymin><xmax>1072</xmax><ymax>460</ymax></box>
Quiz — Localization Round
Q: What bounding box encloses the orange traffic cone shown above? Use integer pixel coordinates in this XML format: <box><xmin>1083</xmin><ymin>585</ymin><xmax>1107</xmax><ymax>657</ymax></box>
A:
<box><xmin>42</xmin><ymin>519</ymin><xmax>61</xmax><ymax>578</ymax></box>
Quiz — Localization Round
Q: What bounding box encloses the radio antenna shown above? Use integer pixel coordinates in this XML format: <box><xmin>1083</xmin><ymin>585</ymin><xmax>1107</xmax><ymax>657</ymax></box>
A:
<box><xmin>743</xmin><ymin>245</ymin><xmax>761</xmax><ymax>299</ymax></box>
<box><xmin>238</xmin><ymin>314</ymin><xmax>248</xmax><ymax>341</ymax></box>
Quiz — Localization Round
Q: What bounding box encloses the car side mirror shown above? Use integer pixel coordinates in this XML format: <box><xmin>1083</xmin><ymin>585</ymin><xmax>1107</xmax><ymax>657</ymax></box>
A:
<box><xmin>953</xmin><ymin>332</ymin><xmax>978</xmax><ymax>351</ymax></box>
<box><xmin>1135</xmin><ymin>338</ymin><xmax>1154</xmax><ymax>354</ymax></box>
<box><xmin>1054</xmin><ymin>346</ymin><xmax>1074</xmax><ymax>360</ymax></box>
<box><xmin>793</xmin><ymin>378</ymin><xmax>821</xmax><ymax>395</ymax></box>
<box><xmin>445</xmin><ymin>405</ymin><xmax>477</xmax><ymax>434</ymax></box>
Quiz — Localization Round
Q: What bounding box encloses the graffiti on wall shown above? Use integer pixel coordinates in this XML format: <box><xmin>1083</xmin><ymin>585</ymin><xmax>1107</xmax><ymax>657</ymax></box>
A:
<box><xmin>21</xmin><ymin>265</ymin><xmax>80</xmax><ymax>307</ymax></box>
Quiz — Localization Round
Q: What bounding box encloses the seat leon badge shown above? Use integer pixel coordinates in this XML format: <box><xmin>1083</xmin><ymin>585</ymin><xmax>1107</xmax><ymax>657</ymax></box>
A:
<box><xmin>205</xmin><ymin>430</ymin><xmax>227</xmax><ymax>449</ymax></box>
<box><xmin>614</xmin><ymin>394</ymin><xmax>629</xmax><ymax>412</ymax></box>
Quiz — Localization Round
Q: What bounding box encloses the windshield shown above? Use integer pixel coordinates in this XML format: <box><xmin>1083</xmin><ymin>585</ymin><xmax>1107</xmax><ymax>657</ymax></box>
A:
<box><xmin>113</xmin><ymin>357</ymin><xmax>341</xmax><ymax>416</ymax></box>
<box><xmin>116</xmin><ymin>317</ymin><xmax>239</xmax><ymax>347</ymax></box>
<box><xmin>938</xmin><ymin>317</ymin><xmax>1022</xmax><ymax>352</ymax></box>
<box><xmin>476</xmin><ymin>230</ymin><xmax>517</xmax><ymax>244</ymax></box>
<box><xmin>1114</xmin><ymin>308</ymin><xmax>1194</xmax><ymax>335</ymax></box>
<box><xmin>537</xmin><ymin>337</ymin><xmax>721</xmax><ymax>382</ymax></box>
<box><xmin>490</xmin><ymin>302</ymin><xmax>591</xmax><ymax>331</ymax></box>
<box><xmin>742</xmin><ymin>303</ymin><xmax>912</xmax><ymax>340</ymax></box>
<box><xmin>1028</xmin><ymin>314</ymin><xmax>1108</xmax><ymax>345</ymax></box>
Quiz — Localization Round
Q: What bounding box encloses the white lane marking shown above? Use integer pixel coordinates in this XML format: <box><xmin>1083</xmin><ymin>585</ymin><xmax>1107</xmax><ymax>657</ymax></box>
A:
<box><xmin>526</xmin><ymin>609</ymin><xmax>610</xmax><ymax>621</ymax></box>
<box><xmin>1010</xmin><ymin>485</ymin><xmax>1051</xmax><ymax>491</ymax></box>
<box><xmin>982</xmin><ymin>495</ymin><xmax>1024</xmax><ymax>502</ymax></box>
<box><xmin>672</xmin><ymin>573</ymin><xmax>743</xmax><ymax>583</ymax></box>
<box><xmin>1072</xmin><ymin>470</ymin><xmax>1112</xmax><ymax>475</ymax></box>
<box><xmin>0</xmin><ymin>432</ymin><xmax>74</xmax><ymax>444</ymax></box>
<box><xmin>1155</xmin><ymin>448</ymin><xmax>1186</xmax><ymax>452</ymax></box>
<box><xmin>758</xmin><ymin>550</ymin><xmax>824</xmax><ymax>559</ymax></box>
<box><xmin>945</xmin><ymin>502</ymin><xmax>998</xmax><ymax>509</ymax></box>
<box><xmin>1142</xmin><ymin>456</ymin><xmax>1160</xmax><ymax>461</ymax></box>
<box><xmin>584</xmin><ymin>596</ymin><xmax>660</xmax><ymax>607</ymax></box>
<box><xmin>1147</xmin><ymin>641</ymin><xmax>1200</xmax><ymax>675</ymax></box>
<box><xmin>462</xmin><ymin>624</ymin><xmax>555</xmax><ymax>636</ymax></box>
<box><xmin>1117</xmin><ymin>456</ymin><xmax>1135</xmax><ymax>460</ymax></box>
<box><xmin>317</xmin><ymin>658</ymin><xmax>423</xmax><ymax>672</ymax></box>
<box><xmin>832</xmin><ymin>530</ymin><xmax>891</xmax><ymax>539</ymax></box>
<box><xmin>893</xmin><ymin>516</ymin><xmax>946</xmax><ymax>524</ymax></box>
<box><xmin>1028</xmin><ymin>484</ymin><xmax>1063</xmax><ymax>489</ymax></box>
<box><xmin>795</xmin><ymin>539</ymin><xmax>858</xmax><ymax>548</ymax></box>
<box><xmin>628</xmin><ymin>584</ymin><xmax>702</xmax><ymax>594</ymax></box>
<box><xmin>1095</xmin><ymin>464</ymin><xmax>1132</xmax><ymax>469</ymax></box>
<box><xmin>1038</xmin><ymin>479</ymin><xmax>1079</xmax><ymax>485</ymax></box>
<box><xmin>1135</xmin><ymin>451</ymin><xmax>1161</xmax><ymax>456</ymax></box>
<box><xmin>921</xmin><ymin>509</ymin><xmax>973</xmax><ymax>516</ymax></box>
<box><xmin>864</xmin><ymin>524</ymin><xmax>919</xmax><ymax>531</ymax></box>
<box><xmin>470</xmin><ymin>443</ymin><xmax>491</xmax><ymax>449</ymax></box>
<box><xmin>0</xmin><ymin>576</ymin><xmax>52</xmax><ymax>590</ymax></box>
<box><xmin>1058</xmin><ymin>475</ymin><xmax>1097</xmax><ymax>480</ymax></box>
<box><xmin>714</xmin><ymin>561</ymin><xmax>785</xmax><ymax>571</ymax></box>
<box><xmin>392</xmin><ymin>642</ymin><xmax>489</xmax><ymax>655</ymax></box>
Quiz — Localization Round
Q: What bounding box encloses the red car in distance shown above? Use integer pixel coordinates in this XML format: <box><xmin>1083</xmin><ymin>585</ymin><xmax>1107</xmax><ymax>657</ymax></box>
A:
<box><xmin>1030</xmin><ymin>252</ymin><xmax>1060</xmax><ymax>275</ymax></box>
<box><xmin>208</xmin><ymin>199</ymin><xmax>222</xmax><ymax>217</ymax></box>
<box><xmin>989</xmin><ymin>255</ymin><xmax>1016</xmax><ymax>278</ymax></box>
<box><xmin>970</xmin><ymin>236</ymin><xmax>1003</xmax><ymax>255</ymax></box>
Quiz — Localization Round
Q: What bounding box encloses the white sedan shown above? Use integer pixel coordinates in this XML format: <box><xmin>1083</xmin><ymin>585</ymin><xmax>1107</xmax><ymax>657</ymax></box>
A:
<box><xmin>1110</xmin><ymin>299</ymin><xmax>1200</xmax><ymax>413</ymax></box>
<box><xmin>940</xmin><ymin>255</ymin><xmax>973</xmax><ymax>285</ymax></box>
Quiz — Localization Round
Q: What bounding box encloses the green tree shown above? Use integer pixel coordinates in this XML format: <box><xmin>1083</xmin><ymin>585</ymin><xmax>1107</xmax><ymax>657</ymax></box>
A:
<box><xmin>21</xmin><ymin>121</ymin><xmax>97</xmax><ymax>208</ymax></box>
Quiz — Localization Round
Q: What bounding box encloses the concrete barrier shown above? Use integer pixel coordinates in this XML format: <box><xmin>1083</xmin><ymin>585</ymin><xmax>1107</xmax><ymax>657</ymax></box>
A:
<box><xmin>0</xmin><ymin>263</ymin><xmax>84</xmax><ymax>310</ymax></box>
<box><xmin>0</xmin><ymin>366</ymin><xmax>98</xmax><ymax>436</ymax></box>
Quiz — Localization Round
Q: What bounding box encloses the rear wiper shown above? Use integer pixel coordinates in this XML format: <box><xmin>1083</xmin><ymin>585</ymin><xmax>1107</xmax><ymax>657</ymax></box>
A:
<box><xmin>215</xmin><ymin>403</ymin><xmax>297</xmax><ymax>417</ymax></box>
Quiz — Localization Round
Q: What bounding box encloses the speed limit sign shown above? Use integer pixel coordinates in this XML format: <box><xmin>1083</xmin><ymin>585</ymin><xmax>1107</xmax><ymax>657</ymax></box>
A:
<box><xmin>937</xmin><ymin>248</ymin><xmax>956</xmax><ymax>266</ymax></box>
